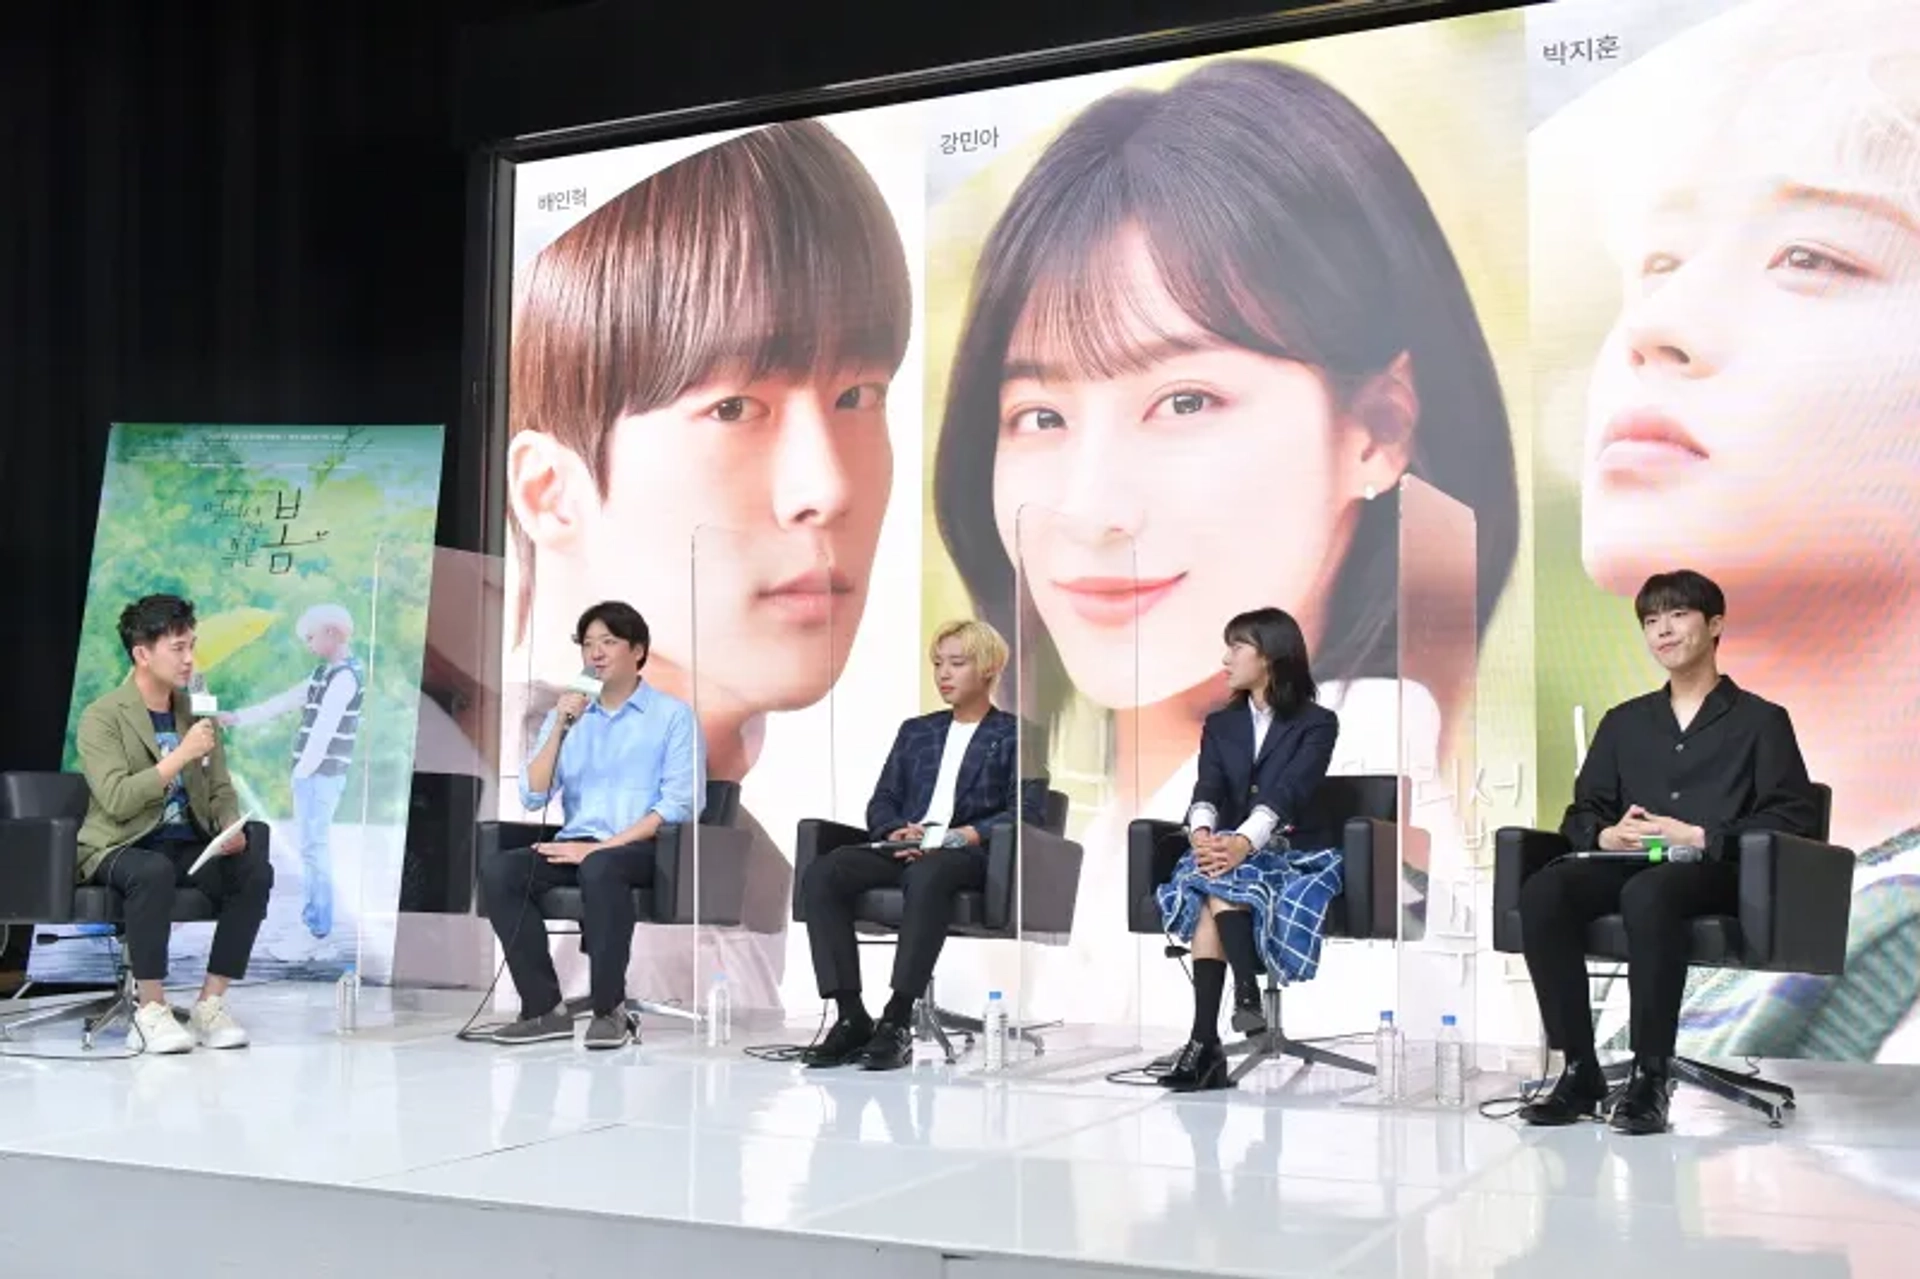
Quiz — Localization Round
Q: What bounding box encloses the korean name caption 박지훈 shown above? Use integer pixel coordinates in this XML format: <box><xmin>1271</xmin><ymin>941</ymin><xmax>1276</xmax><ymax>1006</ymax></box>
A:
<box><xmin>1542</xmin><ymin>35</ymin><xmax>1621</xmax><ymax>65</ymax></box>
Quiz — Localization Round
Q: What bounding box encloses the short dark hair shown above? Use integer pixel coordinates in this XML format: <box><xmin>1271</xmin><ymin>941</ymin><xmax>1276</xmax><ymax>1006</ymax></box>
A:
<box><xmin>1224</xmin><ymin>607</ymin><xmax>1317</xmax><ymax>717</ymax></box>
<box><xmin>572</xmin><ymin>600</ymin><xmax>651</xmax><ymax>668</ymax></box>
<box><xmin>117</xmin><ymin>594</ymin><xmax>196</xmax><ymax>660</ymax></box>
<box><xmin>509</xmin><ymin>119</ymin><xmax>913</xmax><ymax>639</ymax></box>
<box><xmin>1634</xmin><ymin>570</ymin><xmax>1726</xmax><ymax>625</ymax></box>
<box><xmin>934</xmin><ymin>59</ymin><xmax>1517</xmax><ymax>723</ymax></box>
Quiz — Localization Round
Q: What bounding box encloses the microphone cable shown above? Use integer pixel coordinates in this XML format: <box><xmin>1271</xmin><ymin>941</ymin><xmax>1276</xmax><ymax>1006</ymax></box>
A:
<box><xmin>455</xmin><ymin>717</ymin><xmax>568</xmax><ymax>1045</ymax></box>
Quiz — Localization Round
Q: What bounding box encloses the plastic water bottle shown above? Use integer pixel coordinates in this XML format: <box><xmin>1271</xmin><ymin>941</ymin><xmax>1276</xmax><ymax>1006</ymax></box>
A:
<box><xmin>1435</xmin><ymin>1014</ymin><xmax>1466</xmax><ymax>1107</ymax></box>
<box><xmin>1375</xmin><ymin>1010</ymin><xmax>1403</xmax><ymax>1100</ymax></box>
<box><xmin>334</xmin><ymin>965</ymin><xmax>360</xmax><ymax>1033</ymax></box>
<box><xmin>982</xmin><ymin>990</ymin><xmax>1008</xmax><ymax>1071</ymax></box>
<box><xmin>705</xmin><ymin>971</ymin><xmax>732</xmax><ymax>1047</ymax></box>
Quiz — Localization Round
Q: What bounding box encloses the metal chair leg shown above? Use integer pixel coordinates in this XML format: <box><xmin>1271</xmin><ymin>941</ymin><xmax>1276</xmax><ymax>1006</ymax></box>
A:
<box><xmin>1220</xmin><ymin>983</ymin><xmax>1374</xmax><ymax>1083</ymax></box>
<box><xmin>1672</xmin><ymin>1056</ymin><xmax>1793</xmax><ymax>1126</ymax></box>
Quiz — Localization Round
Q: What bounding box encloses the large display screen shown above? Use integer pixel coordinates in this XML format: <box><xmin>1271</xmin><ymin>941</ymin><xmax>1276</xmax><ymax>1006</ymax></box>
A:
<box><xmin>495</xmin><ymin>0</ymin><xmax>1920</xmax><ymax>1062</ymax></box>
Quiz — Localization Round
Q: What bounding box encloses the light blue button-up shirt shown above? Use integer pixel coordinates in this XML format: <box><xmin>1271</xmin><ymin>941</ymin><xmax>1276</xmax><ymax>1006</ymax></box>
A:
<box><xmin>519</xmin><ymin>681</ymin><xmax>704</xmax><ymax>842</ymax></box>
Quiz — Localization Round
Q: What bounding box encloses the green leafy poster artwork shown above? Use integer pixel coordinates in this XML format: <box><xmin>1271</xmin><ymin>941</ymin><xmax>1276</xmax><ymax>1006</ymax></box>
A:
<box><xmin>34</xmin><ymin>424</ymin><xmax>444</xmax><ymax>986</ymax></box>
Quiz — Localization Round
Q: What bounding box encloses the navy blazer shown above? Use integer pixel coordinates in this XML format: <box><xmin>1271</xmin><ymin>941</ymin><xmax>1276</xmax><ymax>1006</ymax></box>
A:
<box><xmin>1191</xmin><ymin>699</ymin><xmax>1340</xmax><ymax>851</ymax></box>
<box><xmin>865</xmin><ymin>707</ymin><xmax>1047</xmax><ymax>840</ymax></box>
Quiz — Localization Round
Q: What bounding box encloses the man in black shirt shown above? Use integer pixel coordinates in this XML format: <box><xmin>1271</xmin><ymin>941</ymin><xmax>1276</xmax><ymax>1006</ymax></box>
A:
<box><xmin>1520</xmin><ymin>570</ymin><xmax>1818</xmax><ymax>1134</ymax></box>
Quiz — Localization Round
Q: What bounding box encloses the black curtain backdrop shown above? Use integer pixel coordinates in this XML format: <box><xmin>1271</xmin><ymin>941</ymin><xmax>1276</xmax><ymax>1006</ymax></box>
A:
<box><xmin>0</xmin><ymin>0</ymin><xmax>1490</xmax><ymax>776</ymax></box>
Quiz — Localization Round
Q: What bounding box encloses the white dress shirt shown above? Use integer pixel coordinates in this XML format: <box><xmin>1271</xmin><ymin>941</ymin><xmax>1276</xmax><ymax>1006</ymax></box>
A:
<box><xmin>1187</xmin><ymin>699</ymin><xmax>1281</xmax><ymax>851</ymax></box>
<box><xmin>918</xmin><ymin>717</ymin><xmax>981</xmax><ymax>827</ymax></box>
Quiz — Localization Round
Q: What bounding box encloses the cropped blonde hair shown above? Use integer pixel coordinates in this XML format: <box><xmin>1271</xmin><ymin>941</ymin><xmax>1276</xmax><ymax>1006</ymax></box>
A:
<box><xmin>929</xmin><ymin>617</ymin><xmax>1008</xmax><ymax>684</ymax></box>
<box><xmin>296</xmin><ymin>603</ymin><xmax>354</xmax><ymax>642</ymax></box>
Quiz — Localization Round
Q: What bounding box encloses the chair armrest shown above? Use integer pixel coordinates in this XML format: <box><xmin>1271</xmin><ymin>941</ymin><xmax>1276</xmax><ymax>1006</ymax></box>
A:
<box><xmin>1738</xmin><ymin>830</ymin><xmax>1856</xmax><ymax>974</ymax></box>
<box><xmin>475</xmin><ymin>821</ymin><xmax>559</xmax><ymax>916</ymax></box>
<box><xmin>651</xmin><ymin>823</ymin><xmax>753</xmax><ymax>927</ymax></box>
<box><xmin>1492</xmin><ymin>827</ymin><xmax>1571</xmax><ymax>953</ymax></box>
<box><xmin>791</xmin><ymin>818</ymin><xmax>867</xmax><ymax>923</ymax></box>
<box><xmin>980</xmin><ymin>823</ymin><xmax>1083</xmax><ymax>936</ymax></box>
<box><xmin>0</xmin><ymin>816</ymin><xmax>80</xmax><ymax>923</ymax></box>
<box><xmin>1340</xmin><ymin>817</ymin><xmax>1400</xmax><ymax>941</ymax></box>
<box><xmin>1126</xmin><ymin>819</ymin><xmax>1185</xmax><ymax>935</ymax></box>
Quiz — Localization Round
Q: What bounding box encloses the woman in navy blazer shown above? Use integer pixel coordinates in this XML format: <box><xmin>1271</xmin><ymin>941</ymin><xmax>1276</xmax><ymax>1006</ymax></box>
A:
<box><xmin>1154</xmin><ymin>607</ymin><xmax>1340</xmax><ymax>1090</ymax></box>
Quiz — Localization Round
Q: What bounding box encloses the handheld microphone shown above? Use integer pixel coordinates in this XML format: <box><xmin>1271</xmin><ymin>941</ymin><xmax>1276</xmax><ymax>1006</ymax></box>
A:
<box><xmin>188</xmin><ymin>673</ymin><xmax>218</xmax><ymax>717</ymax></box>
<box><xmin>561</xmin><ymin>668</ymin><xmax>603</xmax><ymax>725</ymax></box>
<box><xmin>1570</xmin><ymin>845</ymin><xmax>1705</xmax><ymax>865</ymax></box>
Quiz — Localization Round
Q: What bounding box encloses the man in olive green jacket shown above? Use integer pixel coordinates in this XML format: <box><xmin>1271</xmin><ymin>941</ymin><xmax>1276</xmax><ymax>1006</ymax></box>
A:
<box><xmin>75</xmin><ymin>595</ymin><xmax>273</xmax><ymax>1053</ymax></box>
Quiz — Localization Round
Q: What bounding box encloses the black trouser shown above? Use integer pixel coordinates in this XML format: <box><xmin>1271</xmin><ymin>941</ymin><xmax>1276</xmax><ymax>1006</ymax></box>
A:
<box><xmin>480</xmin><ymin>841</ymin><xmax>657</xmax><ymax>1018</ymax></box>
<box><xmin>803</xmin><ymin>844</ymin><xmax>986</xmax><ymax>1001</ymax></box>
<box><xmin>1519</xmin><ymin>857</ymin><xmax>1740</xmax><ymax>1059</ymax></box>
<box><xmin>91</xmin><ymin>835</ymin><xmax>275</xmax><ymax>983</ymax></box>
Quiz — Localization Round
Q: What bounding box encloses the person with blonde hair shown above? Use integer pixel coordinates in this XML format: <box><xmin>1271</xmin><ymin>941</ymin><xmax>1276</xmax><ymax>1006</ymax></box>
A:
<box><xmin>799</xmin><ymin>618</ymin><xmax>1046</xmax><ymax>1070</ymax></box>
<box><xmin>221</xmin><ymin>601</ymin><xmax>362</xmax><ymax>953</ymax></box>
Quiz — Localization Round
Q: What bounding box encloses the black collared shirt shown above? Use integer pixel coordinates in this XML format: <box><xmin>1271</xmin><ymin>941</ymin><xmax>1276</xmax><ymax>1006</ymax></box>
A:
<box><xmin>1560</xmin><ymin>676</ymin><xmax>1820</xmax><ymax>859</ymax></box>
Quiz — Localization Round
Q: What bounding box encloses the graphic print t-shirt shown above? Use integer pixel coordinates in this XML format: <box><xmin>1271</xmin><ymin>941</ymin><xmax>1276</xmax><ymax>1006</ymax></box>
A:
<box><xmin>148</xmin><ymin>710</ymin><xmax>197</xmax><ymax>844</ymax></box>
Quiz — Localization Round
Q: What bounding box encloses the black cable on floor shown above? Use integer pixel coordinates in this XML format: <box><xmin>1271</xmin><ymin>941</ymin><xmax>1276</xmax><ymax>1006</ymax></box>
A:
<box><xmin>743</xmin><ymin>1001</ymin><xmax>832</xmax><ymax>1063</ymax></box>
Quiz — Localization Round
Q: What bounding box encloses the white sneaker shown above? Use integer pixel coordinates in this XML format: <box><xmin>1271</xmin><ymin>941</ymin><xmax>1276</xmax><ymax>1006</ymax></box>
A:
<box><xmin>189</xmin><ymin>995</ymin><xmax>250</xmax><ymax>1049</ymax></box>
<box><xmin>131</xmin><ymin>1002</ymin><xmax>194</xmax><ymax>1055</ymax></box>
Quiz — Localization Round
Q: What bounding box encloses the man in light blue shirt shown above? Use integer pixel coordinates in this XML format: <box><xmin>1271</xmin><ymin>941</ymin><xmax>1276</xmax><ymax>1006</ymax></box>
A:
<box><xmin>482</xmin><ymin>601</ymin><xmax>703</xmax><ymax>1049</ymax></box>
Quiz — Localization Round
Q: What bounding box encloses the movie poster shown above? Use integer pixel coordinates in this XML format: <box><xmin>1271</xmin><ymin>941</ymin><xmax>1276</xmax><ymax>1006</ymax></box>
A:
<box><xmin>36</xmin><ymin>423</ymin><xmax>443</xmax><ymax>986</ymax></box>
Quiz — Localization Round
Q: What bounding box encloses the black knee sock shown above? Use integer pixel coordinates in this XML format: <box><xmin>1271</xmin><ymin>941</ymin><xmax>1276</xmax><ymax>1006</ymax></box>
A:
<box><xmin>833</xmin><ymin>991</ymin><xmax>870</xmax><ymax>1025</ymax></box>
<box><xmin>1191</xmin><ymin>959</ymin><xmax>1227</xmax><ymax>1044</ymax></box>
<box><xmin>1214</xmin><ymin>909</ymin><xmax>1263</xmax><ymax>997</ymax></box>
<box><xmin>881</xmin><ymin>990</ymin><xmax>917</xmax><ymax>1025</ymax></box>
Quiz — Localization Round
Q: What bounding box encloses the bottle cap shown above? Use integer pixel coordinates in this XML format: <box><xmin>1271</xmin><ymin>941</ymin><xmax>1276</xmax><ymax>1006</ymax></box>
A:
<box><xmin>988</xmin><ymin>990</ymin><xmax>1002</xmax><ymax>1000</ymax></box>
<box><xmin>1442</xmin><ymin>1014</ymin><xmax>1457</xmax><ymax>1026</ymax></box>
<box><xmin>1380</xmin><ymin>1010</ymin><xmax>1394</xmax><ymax>1023</ymax></box>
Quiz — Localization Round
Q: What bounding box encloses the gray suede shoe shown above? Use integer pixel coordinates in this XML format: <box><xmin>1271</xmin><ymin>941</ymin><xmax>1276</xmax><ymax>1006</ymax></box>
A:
<box><xmin>491</xmin><ymin>1008</ymin><xmax>575</xmax><ymax>1045</ymax></box>
<box><xmin>583</xmin><ymin>1012</ymin><xmax>635</xmax><ymax>1050</ymax></box>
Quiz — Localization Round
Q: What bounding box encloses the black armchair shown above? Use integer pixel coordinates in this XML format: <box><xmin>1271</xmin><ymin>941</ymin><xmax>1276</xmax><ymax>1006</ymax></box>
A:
<box><xmin>1492</xmin><ymin>783</ymin><xmax>1853</xmax><ymax>1125</ymax></box>
<box><xmin>475</xmin><ymin>779</ymin><xmax>750</xmax><ymax>1029</ymax></box>
<box><xmin>1128</xmin><ymin>774</ymin><xmax>1407</xmax><ymax>1082</ymax></box>
<box><xmin>791</xmin><ymin>789</ymin><xmax>1080</xmax><ymax>1061</ymax></box>
<box><xmin>0</xmin><ymin>770</ymin><xmax>271</xmax><ymax>1049</ymax></box>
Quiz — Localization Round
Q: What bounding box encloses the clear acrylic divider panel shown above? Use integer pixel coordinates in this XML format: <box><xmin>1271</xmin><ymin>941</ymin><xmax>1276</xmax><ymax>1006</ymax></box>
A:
<box><xmin>344</xmin><ymin>540</ymin><xmax>401</xmax><ymax>999</ymax></box>
<box><xmin>691</xmin><ymin>525</ymin><xmax>836</xmax><ymax>1041</ymax></box>
<box><xmin>386</xmin><ymin>548</ymin><xmax>509</xmax><ymax>995</ymax></box>
<box><xmin>1393</xmin><ymin>476</ymin><xmax>1480</xmax><ymax>1099</ymax></box>
<box><xmin>1005</xmin><ymin>505</ymin><xmax>1143</xmax><ymax>1077</ymax></box>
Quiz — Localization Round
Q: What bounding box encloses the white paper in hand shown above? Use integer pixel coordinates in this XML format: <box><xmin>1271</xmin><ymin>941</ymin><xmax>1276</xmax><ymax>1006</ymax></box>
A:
<box><xmin>188</xmin><ymin>812</ymin><xmax>255</xmax><ymax>877</ymax></box>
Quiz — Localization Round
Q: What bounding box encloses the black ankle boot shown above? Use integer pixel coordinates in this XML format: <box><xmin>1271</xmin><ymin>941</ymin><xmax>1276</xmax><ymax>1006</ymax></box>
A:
<box><xmin>1229</xmin><ymin>984</ymin><xmax>1268</xmax><ymax>1036</ymax></box>
<box><xmin>1158</xmin><ymin>1038</ymin><xmax>1232</xmax><ymax>1092</ymax></box>
<box><xmin>1610</xmin><ymin>1055</ymin><xmax>1674</xmax><ymax>1135</ymax></box>
<box><xmin>1519</xmin><ymin>1054</ymin><xmax>1609</xmax><ymax>1126</ymax></box>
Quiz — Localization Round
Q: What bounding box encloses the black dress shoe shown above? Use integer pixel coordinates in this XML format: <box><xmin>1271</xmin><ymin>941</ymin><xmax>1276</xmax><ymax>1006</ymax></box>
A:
<box><xmin>1610</xmin><ymin>1057</ymin><xmax>1674</xmax><ymax>1135</ymax></box>
<box><xmin>1518</xmin><ymin>1056</ymin><xmax>1609</xmax><ymax>1126</ymax></box>
<box><xmin>1229</xmin><ymin>985</ymin><xmax>1268</xmax><ymax>1036</ymax></box>
<box><xmin>857</xmin><ymin>1018</ymin><xmax>915</xmax><ymax>1071</ymax></box>
<box><xmin>1158</xmin><ymin>1038</ymin><xmax>1233</xmax><ymax>1092</ymax></box>
<box><xmin>801</xmin><ymin>1015</ymin><xmax>875</xmax><ymax>1068</ymax></box>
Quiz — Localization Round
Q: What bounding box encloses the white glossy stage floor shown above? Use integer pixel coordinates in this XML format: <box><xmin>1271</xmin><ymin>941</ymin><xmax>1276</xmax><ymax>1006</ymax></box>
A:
<box><xmin>2</xmin><ymin>984</ymin><xmax>1918</xmax><ymax>1278</ymax></box>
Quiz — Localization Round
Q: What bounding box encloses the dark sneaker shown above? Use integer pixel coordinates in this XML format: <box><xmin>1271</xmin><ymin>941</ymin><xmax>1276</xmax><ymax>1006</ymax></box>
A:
<box><xmin>1519</xmin><ymin>1057</ymin><xmax>1610</xmax><ymax>1126</ymax></box>
<box><xmin>802</xmin><ymin>1015</ymin><xmax>875</xmax><ymax>1068</ymax></box>
<box><xmin>1230</xmin><ymin>984</ymin><xmax>1268</xmax><ymax>1036</ymax></box>
<box><xmin>1159</xmin><ymin>1038</ymin><xmax>1233</xmax><ymax>1092</ymax></box>
<box><xmin>857</xmin><ymin>1019</ymin><xmax>914</xmax><ymax>1072</ymax></box>
<box><xmin>491</xmin><ymin>1008</ymin><xmax>575</xmax><ymax>1045</ymax></box>
<box><xmin>583</xmin><ymin>1012</ymin><xmax>634</xmax><ymax>1051</ymax></box>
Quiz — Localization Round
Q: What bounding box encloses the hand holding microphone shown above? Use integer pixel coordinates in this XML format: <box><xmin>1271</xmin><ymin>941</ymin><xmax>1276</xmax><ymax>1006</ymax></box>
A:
<box><xmin>185</xmin><ymin>674</ymin><xmax>221</xmax><ymax>767</ymax></box>
<box><xmin>558</xmin><ymin>668</ymin><xmax>604</xmax><ymax>728</ymax></box>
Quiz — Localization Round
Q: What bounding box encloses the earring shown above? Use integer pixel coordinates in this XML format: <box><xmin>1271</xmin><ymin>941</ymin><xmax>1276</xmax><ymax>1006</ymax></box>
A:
<box><xmin>1363</xmin><ymin>484</ymin><xmax>1378</xmax><ymax>502</ymax></box>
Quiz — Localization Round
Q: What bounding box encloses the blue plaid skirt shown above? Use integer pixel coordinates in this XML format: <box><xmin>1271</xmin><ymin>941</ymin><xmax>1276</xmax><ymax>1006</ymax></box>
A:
<box><xmin>1156</xmin><ymin>846</ymin><xmax>1345</xmax><ymax>984</ymax></box>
